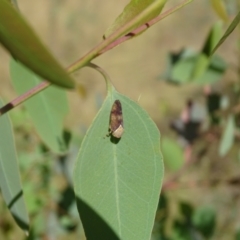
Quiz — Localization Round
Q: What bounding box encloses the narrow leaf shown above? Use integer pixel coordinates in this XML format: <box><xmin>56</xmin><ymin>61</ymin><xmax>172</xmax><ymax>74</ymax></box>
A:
<box><xmin>0</xmin><ymin>0</ymin><xmax>74</xmax><ymax>88</ymax></box>
<box><xmin>202</xmin><ymin>22</ymin><xmax>222</xmax><ymax>57</ymax></box>
<box><xmin>195</xmin><ymin>55</ymin><xmax>226</xmax><ymax>84</ymax></box>
<box><xmin>191</xmin><ymin>22</ymin><xmax>222</xmax><ymax>80</ymax></box>
<box><xmin>162</xmin><ymin>49</ymin><xmax>194</xmax><ymax>83</ymax></box>
<box><xmin>171</xmin><ymin>55</ymin><xmax>195</xmax><ymax>84</ymax></box>
<box><xmin>219</xmin><ymin>115</ymin><xmax>235</xmax><ymax>157</ymax></box>
<box><xmin>104</xmin><ymin>0</ymin><xmax>167</xmax><ymax>38</ymax></box>
<box><xmin>74</xmin><ymin>89</ymin><xmax>163</xmax><ymax>240</ymax></box>
<box><xmin>164</xmin><ymin>49</ymin><xmax>226</xmax><ymax>84</ymax></box>
<box><xmin>190</xmin><ymin>54</ymin><xmax>210</xmax><ymax>81</ymax></box>
<box><xmin>211</xmin><ymin>0</ymin><xmax>228</xmax><ymax>22</ymax></box>
<box><xmin>0</xmin><ymin>98</ymin><xmax>29</xmax><ymax>233</ymax></box>
<box><xmin>10</xmin><ymin>59</ymin><xmax>69</xmax><ymax>154</ymax></box>
<box><xmin>211</xmin><ymin>11</ymin><xmax>240</xmax><ymax>55</ymax></box>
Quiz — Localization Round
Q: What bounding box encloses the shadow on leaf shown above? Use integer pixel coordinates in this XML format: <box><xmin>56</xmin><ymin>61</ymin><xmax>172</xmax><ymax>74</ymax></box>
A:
<box><xmin>76</xmin><ymin>197</ymin><xmax>120</xmax><ymax>240</ymax></box>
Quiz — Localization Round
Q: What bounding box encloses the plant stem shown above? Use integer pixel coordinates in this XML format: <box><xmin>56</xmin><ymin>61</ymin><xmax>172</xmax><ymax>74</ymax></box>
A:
<box><xmin>86</xmin><ymin>63</ymin><xmax>113</xmax><ymax>94</ymax></box>
<box><xmin>0</xmin><ymin>81</ymin><xmax>50</xmax><ymax>116</ymax></box>
<box><xmin>68</xmin><ymin>0</ymin><xmax>168</xmax><ymax>72</ymax></box>
<box><xmin>100</xmin><ymin>0</ymin><xmax>192</xmax><ymax>54</ymax></box>
<box><xmin>0</xmin><ymin>0</ymin><xmax>192</xmax><ymax>116</ymax></box>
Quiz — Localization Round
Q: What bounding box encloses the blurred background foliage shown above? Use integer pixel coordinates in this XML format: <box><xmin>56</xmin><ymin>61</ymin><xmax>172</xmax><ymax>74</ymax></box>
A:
<box><xmin>1</xmin><ymin>0</ymin><xmax>240</xmax><ymax>239</ymax></box>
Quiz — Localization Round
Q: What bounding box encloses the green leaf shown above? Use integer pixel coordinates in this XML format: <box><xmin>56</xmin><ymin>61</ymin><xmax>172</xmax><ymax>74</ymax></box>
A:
<box><xmin>104</xmin><ymin>0</ymin><xmax>167</xmax><ymax>38</ymax></box>
<box><xmin>23</xmin><ymin>181</ymin><xmax>44</xmax><ymax>214</ymax></box>
<box><xmin>0</xmin><ymin>98</ymin><xmax>29</xmax><ymax>233</ymax></box>
<box><xmin>219</xmin><ymin>115</ymin><xmax>235</xmax><ymax>157</ymax></box>
<box><xmin>163</xmin><ymin>49</ymin><xmax>226</xmax><ymax>84</ymax></box>
<box><xmin>202</xmin><ymin>22</ymin><xmax>222</xmax><ymax>57</ymax></box>
<box><xmin>0</xmin><ymin>0</ymin><xmax>74</xmax><ymax>88</ymax></box>
<box><xmin>171</xmin><ymin>55</ymin><xmax>195</xmax><ymax>83</ymax></box>
<box><xmin>191</xmin><ymin>22</ymin><xmax>222</xmax><ymax>80</ymax></box>
<box><xmin>211</xmin><ymin>0</ymin><xmax>228</xmax><ymax>22</ymax></box>
<box><xmin>195</xmin><ymin>54</ymin><xmax>226</xmax><ymax>84</ymax></box>
<box><xmin>191</xmin><ymin>54</ymin><xmax>210</xmax><ymax>80</ymax></box>
<box><xmin>192</xmin><ymin>205</ymin><xmax>216</xmax><ymax>238</ymax></box>
<box><xmin>161</xmin><ymin>137</ymin><xmax>184</xmax><ymax>171</ymax></box>
<box><xmin>211</xmin><ymin>11</ymin><xmax>240</xmax><ymax>55</ymax></box>
<box><xmin>236</xmin><ymin>228</ymin><xmax>240</xmax><ymax>240</ymax></box>
<box><xmin>10</xmin><ymin>58</ymin><xmax>69</xmax><ymax>154</ymax></box>
<box><xmin>74</xmin><ymin>89</ymin><xmax>163</xmax><ymax>240</ymax></box>
<box><xmin>160</xmin><ymin>49</ymin><xmax>194</xmax><ymax>83</ymax></box>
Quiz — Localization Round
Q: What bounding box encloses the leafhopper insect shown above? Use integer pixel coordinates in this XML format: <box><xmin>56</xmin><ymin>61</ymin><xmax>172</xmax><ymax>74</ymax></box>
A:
<box><xmin>108</xmin><ymin>100</ymin><xmax>124</xmax><ymax>138</ymax></box>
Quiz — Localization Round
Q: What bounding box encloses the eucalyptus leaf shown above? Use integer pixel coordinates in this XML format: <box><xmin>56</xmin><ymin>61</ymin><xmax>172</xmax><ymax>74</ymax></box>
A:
<box><xmin>171</xmin><ymin>56</ymin><xmax>195</xmax><ymax>83</ymax></box>
<box><xmin>163</xmin><ymin>49</ymin><xmax>197</xmax><ymax>84</ymax></box>
<box><xmin>163</xmin><ymin>49</ymin><xmax>226</xmax><ymax>84</ymax></box>
<box><xmin>202</xmin><ymin>22</ymin><xmax>222</xmax><ymax>57</ymax></box>
<box><xmin>0</xmin><ymin>0</ymin><xmax>74</xmax><ymax>88</ymax></box>
<box><xmin>74</xmin><ymin>89</ymin><xmax>163</xmax><ymax>239</ymax></box>
<box><xmin>191</xmin><ymin>54</ymin><xmax>210</xmax><ymax>81</ymax></box>
<box><xmin>210</xmin><ymin>0</ymin><xmax>228</xmax><ymax>22</ymax></box>
<box><xmin>104</xmin><ymin>0</ymin><xmax>167</xmax><ymax>38</ymax></box>
<box><xmin>211</xmin><ymin>11</ymin><xmax>240</xmax><ymax>55</ymax></box>
<box><xmin>0</xmin><ymin>98</ymin><xmax>29</xmax><ymax>233</ymax></box>
<box><xmin>191</xmin><ymin>22</ymin><xmax>222</xmax><ymax>80</ymax></box>
<box><xmin>195</xmin><ymin>55</ymin><xmax>226</xmax><ymax>84</ymax></box>
<box><xmin>10</xmin><ymin>58</ymin><xmax>69</xmax><ymax>154</ymax></box>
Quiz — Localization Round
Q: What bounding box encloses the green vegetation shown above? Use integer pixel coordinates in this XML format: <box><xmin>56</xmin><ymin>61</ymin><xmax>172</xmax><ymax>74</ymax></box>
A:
<box><xmin>0</xmin><ymin>0</ymin><xmax>240</xmax><ymax>239</ymax></box>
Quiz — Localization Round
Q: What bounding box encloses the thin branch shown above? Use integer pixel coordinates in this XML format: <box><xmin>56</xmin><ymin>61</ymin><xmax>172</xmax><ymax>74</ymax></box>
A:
<box><xmin>99</xmin><ymin>0</ymin><xmax>192</xmax><ymax>55</ymax></box>
<box><xmin>0</xmin><ymin>81</ymin><xmax>50</xmax><ymax>116</ymax></box>
<box><xmin>0</xmin><ymin>0</ymin><xmax>192</xmax><ymax>116</ymax></box>
<box><xmin>86</xmin><ymin>63</ymin><xmax>113</xmax><ymax>94</ymax></box>
<box><xmin>67</xmin><ymin>0</ymin><xmax>192</xmax><ymax>73</ymax></box>
<box><xmin>0</xmin><ymin>63</ymin><xmax>112</xmax><ymax>116</ymax></box>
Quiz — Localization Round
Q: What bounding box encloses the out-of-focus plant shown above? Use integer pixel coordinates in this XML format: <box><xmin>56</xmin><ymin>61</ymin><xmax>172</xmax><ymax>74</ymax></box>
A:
<box><xmin>0</xmin><ymin>0</ymin><xmax>191</xmax><ymax>239</ymax></box>
<box><xmin>1</xmin><ymin>0</ymin><xmax>240</xmax><ymax>239</ymax></box>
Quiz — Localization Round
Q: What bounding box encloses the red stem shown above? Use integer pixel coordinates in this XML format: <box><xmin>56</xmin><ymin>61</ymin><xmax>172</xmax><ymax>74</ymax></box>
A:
<box><xmin>0</xmin><ymin>0</ymin><xmax>191</xmax><ymax>116</ymax></box>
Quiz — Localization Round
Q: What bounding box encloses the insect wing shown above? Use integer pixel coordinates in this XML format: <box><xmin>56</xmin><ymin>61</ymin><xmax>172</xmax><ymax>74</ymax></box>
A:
<box><xmin>109</xmin><ymin>100</ymin><xmax>124</xmax><ymax>138</ymax></box>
